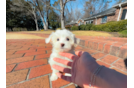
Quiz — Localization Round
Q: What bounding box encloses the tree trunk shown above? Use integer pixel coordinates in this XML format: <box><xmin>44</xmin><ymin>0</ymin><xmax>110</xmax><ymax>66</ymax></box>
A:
<box><xmin>38</xmin><ymin>10</ymin><xmax>47</xmax><ymax>30</ymax></box>
<box><xmin>46</xmin><ymin>14</ymin><xmax>48</xmax><ymax>29</ymax></box>
<box><xmin>46</xmin><ymin>0</ymin><xmax>50</xmax><ymax>29</ymax></box>
<box><xmin>33</xmin><ymin>11</ymin><xmax>39</xmax><ymax>31</ymax></box>
<box><xmin>34</xmin><ymin>18</ymin><xmax>39</xmax><ymax>31</ymax></box>
<box><xmin>61</xmin><ymin>11</ymin><xmax>65</xmax><ymax>29</ymax></box>
<box><xmin>60</xmin><ymin>0</ymin><xmax>65</xmax><ymax>29</ymax></box>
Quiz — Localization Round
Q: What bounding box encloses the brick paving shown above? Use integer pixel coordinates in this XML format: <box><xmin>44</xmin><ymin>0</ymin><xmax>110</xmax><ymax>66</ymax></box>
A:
<box><xmin>6</xmin><ymin>32</ymin><xmax>127</xmax><ymax>88</ymax></box>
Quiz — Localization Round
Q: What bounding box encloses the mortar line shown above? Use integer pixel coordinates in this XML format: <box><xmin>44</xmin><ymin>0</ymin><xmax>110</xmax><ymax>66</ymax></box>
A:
<box><xmin>78</xmin><ymin>42</ymin><xmax>126</xmax><ymax>60</ymax></box>
<box><xmin>33</xmin><ymin>55</ymin><xmax>36</xmax><ymax>60</ymax></box>
<box><xmin>22</xmin><ymin>53</ymin><xmax>25</xmax><ymax>57</ymax></box>
<box><xmin>110</xmin><ymin>65</ymin><xmax>127</xmax><ymax>73</ymax></box>
<box><xmin>9</xmin><ymin>63</ymin><xmax>49</xmax><ymax>72</ymax></box>
<box><xmin>110</xmin><ymin>58</ymin><xmax>120</xmax><ymax>65</ymax></box>
<box><xmin>13</xmin><ymin>51</ymin><xmax>17</xmax><ymax>54</ymax></box>
<box><xmin>46</xmin><ymin>50</ymin><xmax>48</xmax><ymax>54</ymax></box>
<box><xmin>6</xmin><ymin>74</ymin><xmax>50</xmax><ymax>87</ymax></box>
<box><xmin>96</xmin><ymin>59</ymin><xmax>111</xmax><ymax>66</ymax></box>
<box><xmin>96</xmin><ymin>54</ymin><xmax>108</xmax><ymax>60</ymax></box>
<box><xmin>117</xmin><ymin>43</ymin><xmax>127</xmax><ymax>57</ymax></box>
<box><xmin>26</xmin><ymin>68</ymin><xmax>31</xmax><ymax>80</ymax></box>
<box><xmin>28</xmin><ymin>47</ymin><xmax>30</xmax><ymax>50</ymax></box>
<box><xmin>48</xmin><ymin>74</ymin><xmax>52</xmax><ymax>88</ymax></box>
<box><xmin>11</xmin><ymin>64</ymin><xmax>18</xmax><ymax>72</ymax></box>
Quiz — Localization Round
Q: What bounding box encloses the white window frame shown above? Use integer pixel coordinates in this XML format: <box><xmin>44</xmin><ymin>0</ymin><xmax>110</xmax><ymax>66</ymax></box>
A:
<box><xmin>86</xmin><ymin>20</ymin><xmax>93</xmax><ymax>24</ymax></box>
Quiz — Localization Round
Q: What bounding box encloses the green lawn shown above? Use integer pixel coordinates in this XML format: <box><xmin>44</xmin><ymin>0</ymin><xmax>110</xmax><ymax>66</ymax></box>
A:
<box><xmin>119</xmin><ymin>30</ymin><xmax>127</xmax><ymax>37</ymax></box>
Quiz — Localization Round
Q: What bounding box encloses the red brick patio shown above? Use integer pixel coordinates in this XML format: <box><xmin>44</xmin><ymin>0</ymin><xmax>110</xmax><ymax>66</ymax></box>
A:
<box><xmin>6</xmin><ymin>33</ymin><xmax>127</xmax><ymax>88</ymax></box>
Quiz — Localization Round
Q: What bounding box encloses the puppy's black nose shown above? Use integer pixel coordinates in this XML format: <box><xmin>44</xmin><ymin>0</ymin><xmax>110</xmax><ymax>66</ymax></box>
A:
<box><xmin>61</xmin><ymin>43</ymin><xmax>65</xmax><ymax>47</ymax></box>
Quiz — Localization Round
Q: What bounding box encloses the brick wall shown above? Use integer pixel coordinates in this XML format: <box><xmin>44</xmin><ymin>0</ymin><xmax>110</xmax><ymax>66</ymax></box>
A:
<box><xmin>93</xmin><ymin>19</ymin><xmax>96</xmax><ymax>25</ymax></box>
<box><xmin>93</xmin><ymin>5</ymin><xmax>127</xmax><ymax>25</ymax></box>
<box><xmin>75</xmin><ymin>24</ymin><xmax>78</xmax><ymax>26</ymax></box>
<box><xmin>107</xmin><ymin>8</ymin><xmax>122</xmax><ymax>22</ymax></box>
<box><xmin>96</xmin><ymin>13</ymin><xmax>118</xmax><ymax>25</ymax></box>
<box><xmin>97</xmin><ymin>18</ymin><xmax>102</xmax><ymax>25</ymax></box>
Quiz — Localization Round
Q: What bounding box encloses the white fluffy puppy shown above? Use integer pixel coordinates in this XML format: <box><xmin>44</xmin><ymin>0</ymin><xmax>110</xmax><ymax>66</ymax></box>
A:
<box><xmin>45</xmin><ymin>29</ymin><xmax>80</xmax><ymax>81</ymax></box>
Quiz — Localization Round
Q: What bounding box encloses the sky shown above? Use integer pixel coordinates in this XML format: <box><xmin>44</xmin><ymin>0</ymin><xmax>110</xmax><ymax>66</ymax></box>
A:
<box><xmin>50</xmin><ymin>0</ymin><xmax>117</xmax><ymax>13</ymax></box>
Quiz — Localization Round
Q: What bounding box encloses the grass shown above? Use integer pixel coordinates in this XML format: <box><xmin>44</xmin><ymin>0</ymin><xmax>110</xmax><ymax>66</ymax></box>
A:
<box><xmin>8</xmin><ymin>30</ymin><xmax>127</xmax><ymax>37</ymax></box>
<box><xmin>72</xmin><ymin>31</ymin><xmax>113</xmax><ymax>37</ymax></box>
<box><xmin>6</xmin><ymin>33</ymin><xmax>44</xmax><ymax>39</ymax></box>
<box><xmin>119</xmin><ymin>30</ymin><xmax>127</xmax><ymax>37</ymax></box>
<box><xmin>24</xmin><ymin>30</ymin><xmax>113</xmax><ymax>37</ymax></box>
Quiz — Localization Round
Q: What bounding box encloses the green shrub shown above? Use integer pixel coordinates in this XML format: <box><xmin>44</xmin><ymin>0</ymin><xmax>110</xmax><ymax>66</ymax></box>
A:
<box><xmin>65</xmin><ymin>25</ymin><xmax>72</xmax><ymax>30</ymax></box>
<box><xmin>91</xmin><ymin>20</ymin><xmax>127</xmax><ymax>32</ymax></box>
<box><xmin>79</xmin><ymin>25</ymin><xmax>86</xmax><ymax>30</ymax></box>
<box><xmin>85</xmin><ymin>24</ymin><xmax>92</xmax><ymax>30</ymax></box>
<box><xmin>119</xmin><ymin>30</ymin><xmax>127</xmax><ymax>37</ymax></box>
<box><xmin>13</xmin><ymin>28</ymin><xmax>27</xmax><ymax>31</ymax></box>
<box><xmin>71</xmin><ymin>26</ymin><xmax>79</xmax><ymax>30</ymax></box>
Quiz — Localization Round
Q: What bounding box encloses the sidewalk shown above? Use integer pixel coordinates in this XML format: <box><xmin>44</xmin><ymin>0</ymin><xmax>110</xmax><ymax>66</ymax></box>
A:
<box><xmin>6</xmin><ymin>32</ymin><xmax>127</xmax><ymax>88</ymax></box>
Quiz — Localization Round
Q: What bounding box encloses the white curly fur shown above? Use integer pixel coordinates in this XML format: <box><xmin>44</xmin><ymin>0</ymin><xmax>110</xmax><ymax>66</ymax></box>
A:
<box><xmin>45</xmin><ymin>29</ymin><xmax>80</xmax><ymax>81</ymax></box>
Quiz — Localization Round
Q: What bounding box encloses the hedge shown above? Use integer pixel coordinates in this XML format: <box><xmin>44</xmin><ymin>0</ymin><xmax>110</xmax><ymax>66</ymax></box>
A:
<box><xmin>90</xmin><ymin>20</ymin><xmax>127</xmax><ymax>32</ymax></box>
<box><xmin>67</xmin><ymin>19</ymin><xmax>127</xmax><ymax>31</ymax></box>
<box><xmin>65</xmin><ymin>25</ymin><xmax>72</xmax><ymax>30</ymax></box>
<box><xmin>13</xmin><ymin>28</ymin><xmax>27</xmax><ymax>31</ymax></box>
<box><xmin>71</xmin><ymin>26</ymin><xmax>79</xmax><ymax>30</ymax></box>
<box><xmin>85</xmin><ymin>24</ymin><xmax>92</xmax><ymax>30</ymax></box>
<box><xmin>79</xmin><ymin>25</ymin><xmax>86</xmax><ymax>30</ymax></box>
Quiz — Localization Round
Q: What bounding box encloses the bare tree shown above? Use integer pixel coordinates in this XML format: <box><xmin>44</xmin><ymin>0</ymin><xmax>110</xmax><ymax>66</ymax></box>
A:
<box><xmin>34</xmin><ymin>0</ymin><xmax>48</xmax><ymax>30</ymax></box>
<box><xmin>83</xmin><ymin>0</ymin><xmax>111</xmax><ymax>18</ymax></box>
<box><xmin>11</xmin><ymin>0</ymin><xmax>40</xmax><ymax>31</ymax></box>
<box><xmin>41</xmin><ymin>0</ymin><xmax>75</xmax><ymax>29</ymax></box>
<box><xmin>83</xmin><ymin>0</ymin><xmax>96</xmax><ymax>18</ymax></box>
<box><xmin>64</xmin><ymin>5</ymin><xmax>75</xmax><ymax>23</ymax></box>
<box><xmin>114</xmin><ymin>0</ymin><xmax>127</xmax><ymax>4</ymax></box>
<box><xmin>74</xmin><ymin>8</ymin><xmax>83</xmax><ymax>20</ymax></box>
<box><xmin>28</xmin><ymin>0</ymin><xmax>50</xmax><ymax>30</ymax></box>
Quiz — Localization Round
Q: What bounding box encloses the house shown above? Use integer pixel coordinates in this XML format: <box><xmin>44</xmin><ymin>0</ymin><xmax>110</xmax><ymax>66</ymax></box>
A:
<box><xmin>65</xmin><ymin>1</ymin><xmax>127</xmax><ymax>27</ymax></box>
<box><xmin>65</xmin><ymin>19</ymin><xmax>84</xmax><ymax>27</ymax></box>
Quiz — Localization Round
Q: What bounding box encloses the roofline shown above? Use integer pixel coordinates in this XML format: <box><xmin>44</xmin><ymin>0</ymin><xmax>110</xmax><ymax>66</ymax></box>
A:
<box><xmin>76</xmin><ymin>19</ymin><xmax>84</xmax><ymax>23</ymax></box>
<box><xmin>66</xmin><ymin>22</ymin><xmax>77</xmax><ymax>25</ymax></box>
<box><xmin>112</xmin><ymin>1</ymin><xmax>127</xmax><ymax>8</ymax></box>
<box><xmin>84</xmin><ymin>12</ymin><xmax>115</xmax><ymax>21</ymax></box>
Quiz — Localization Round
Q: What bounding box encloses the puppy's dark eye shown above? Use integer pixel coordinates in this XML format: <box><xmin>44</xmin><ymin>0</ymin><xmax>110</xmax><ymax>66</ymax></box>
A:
<box><xmin>66</xmin><ymin>38</ymin><xmax>69</xmax><ymax>41</ymax></box>
<box><xmin>57</xmin><ymin>38</ymin><xmax>59</xmax><ymax>41</ymax></box>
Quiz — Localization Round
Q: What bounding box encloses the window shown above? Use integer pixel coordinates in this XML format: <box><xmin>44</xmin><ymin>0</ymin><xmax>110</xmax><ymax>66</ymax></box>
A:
<box><xmin>86</xmin><ymin>20</ymin><xmax>93</xmax><ymax>24</ymax></box>
<box><xmin>101</xmin><ymin>16</ymin><xmax>107</xmax><ymax>23</ymax></box>
<box><xmin>86</xmin><ymin>21</ymin><xmax>89</xmax><ymax>24</ymax></box>
<box><xmin>90</xmin><ymin>20</ymin><xmax>93</xmax><ymax>24</ymax></box>
<box><xmin>121</xmin><ymin>9</ymin><xmax>127</xmax><ymax>20</ymax></box>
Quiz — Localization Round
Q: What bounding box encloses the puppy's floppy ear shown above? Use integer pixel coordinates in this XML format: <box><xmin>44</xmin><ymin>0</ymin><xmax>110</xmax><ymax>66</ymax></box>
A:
<box><xmin>74</xmin><ymin>37</ymin><xmax>80</xmax><ymax>47</ymax></box>
<box><xmin>45</xmin><ymin>32</ymin><xmax>54</xmax><ymax>44</ymax></box>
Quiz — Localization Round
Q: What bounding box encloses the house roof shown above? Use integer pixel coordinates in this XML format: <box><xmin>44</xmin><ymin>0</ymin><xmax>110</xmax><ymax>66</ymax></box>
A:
<box><xmin>83</xmin><ymin>8</ymin><xmax>116</xmax><ymax>21</ymax></box>
<box><xmin>66</xmin><ymin>20</ymin><xmax>77</xmax><ymax>25</ymax></box>
<box><xmin>83</xmin><ymin>1</ymin><xmax>127</xmax><ymax>21</ymax></box>
<box><xmin>66</xmin><ymin>1</ymin><xmax>127</xmax><ymax>24</ymax></box>
<box><xmin>66</xmin><ymin>19</ymin><xmax>84</xmax><ymax>25</ymax></box>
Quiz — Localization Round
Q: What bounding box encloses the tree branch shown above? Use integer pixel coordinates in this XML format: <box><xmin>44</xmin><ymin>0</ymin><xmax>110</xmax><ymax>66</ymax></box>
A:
<box><xmin>40</xmin><ymin>0</ymin><xmax>61</xmax><ymax>11</ymax></box>
<box><xmin>63</xmin><ymin>0</ymin><xmax>75</xmax><ymax>8</ymax></box>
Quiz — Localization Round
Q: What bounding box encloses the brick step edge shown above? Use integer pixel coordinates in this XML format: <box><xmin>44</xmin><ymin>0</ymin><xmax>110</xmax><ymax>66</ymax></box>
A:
<box><xmin>78</xmin><ymin>39</ymin><xmax>127</xmax><ymax>59</ymax></box>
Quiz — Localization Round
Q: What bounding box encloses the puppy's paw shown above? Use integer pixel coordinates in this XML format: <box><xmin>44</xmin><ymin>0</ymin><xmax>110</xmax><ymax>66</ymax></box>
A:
<box><xmin>50</xmin><ymin>74</ymin><xmax>58</xmax><ymax>81</ymax></box>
